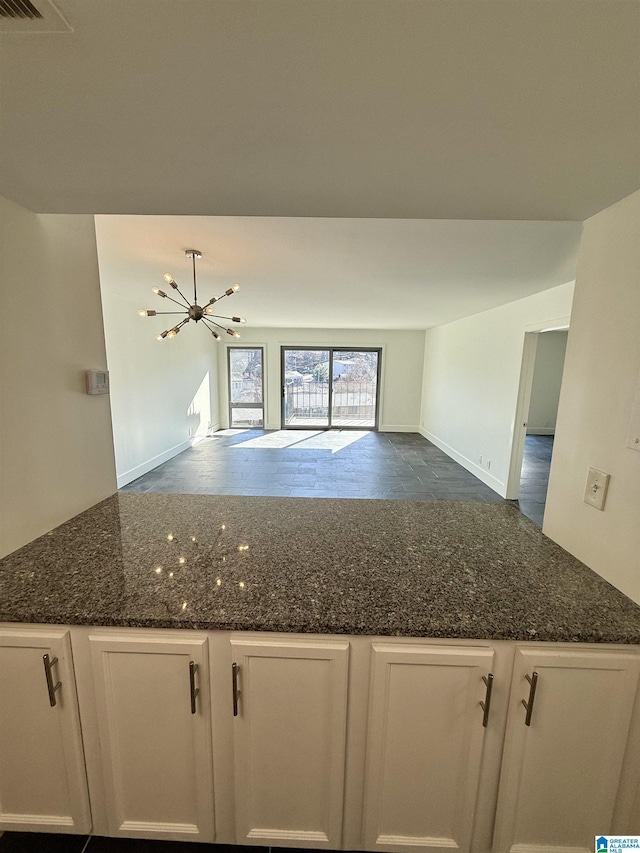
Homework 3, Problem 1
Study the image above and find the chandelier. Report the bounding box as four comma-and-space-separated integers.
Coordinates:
138, 249, 246, 341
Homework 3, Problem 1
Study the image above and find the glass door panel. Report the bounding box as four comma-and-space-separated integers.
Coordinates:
281, 349, 330, 428
330, 350, 380, 428
228, 347, 264, 428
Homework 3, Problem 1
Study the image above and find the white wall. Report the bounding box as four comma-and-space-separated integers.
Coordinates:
527, 330, 568, 434
419, 282, 575, 495
0, 196, 117, 558
217, 328, 426, 432
98, 268, 220, 488
545, 191, 640, 604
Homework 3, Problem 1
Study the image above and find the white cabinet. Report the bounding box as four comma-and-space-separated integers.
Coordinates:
89, 631, 214, 842
493, 646, 640, 853
362, 643, 496, 853
230, 635, 350, 848
0, 626, 91, 834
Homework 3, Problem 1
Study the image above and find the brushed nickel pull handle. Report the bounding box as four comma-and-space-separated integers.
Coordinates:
521, 671, 538, 726
479, 673, 494, 727
232, 661, 240, 716
189, 661, 199, 715
43, 654, 61, 707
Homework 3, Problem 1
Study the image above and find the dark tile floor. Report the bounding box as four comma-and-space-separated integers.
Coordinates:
119, 429, 552, 527
517, 435, 554, 527
120, 429, 504, 503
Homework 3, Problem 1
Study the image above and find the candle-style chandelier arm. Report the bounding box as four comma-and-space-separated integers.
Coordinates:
205, 313, 246, 323
162, 273, 192, 308
200, 317, 221, 340
201, 317, 227, 333
206, 284, 240, 308
154, 289, 191, 310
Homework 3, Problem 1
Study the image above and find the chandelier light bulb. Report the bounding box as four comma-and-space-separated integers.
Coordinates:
156, 331, 169, 341
138, 309, 157, 317
232, 284, 240, 292
210, 330, 221, 340
226, 328, 241, 338
232, 316, 246, 324
204, 305, 215, 314
163, 273, 174, 284
152, 287, 167, 298
225, 286, 238, 297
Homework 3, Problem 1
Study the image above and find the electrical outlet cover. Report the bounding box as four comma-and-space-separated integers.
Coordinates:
584, 468, 610, 511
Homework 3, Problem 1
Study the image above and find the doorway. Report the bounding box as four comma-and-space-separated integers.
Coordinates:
507, 329, 569, 525
281, 347, 382, 430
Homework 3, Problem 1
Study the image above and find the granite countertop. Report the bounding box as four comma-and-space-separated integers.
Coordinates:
1, 493, 639, 643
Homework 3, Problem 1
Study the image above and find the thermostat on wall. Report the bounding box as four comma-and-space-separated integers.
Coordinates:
85, 369, 110, 395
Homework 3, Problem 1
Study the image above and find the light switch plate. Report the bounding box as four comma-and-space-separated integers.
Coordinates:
584, 468, 610, 511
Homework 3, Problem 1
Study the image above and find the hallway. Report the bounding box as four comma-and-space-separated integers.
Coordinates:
517, 435, 554, 527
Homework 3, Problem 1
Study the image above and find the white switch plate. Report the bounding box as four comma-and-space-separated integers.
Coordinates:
584, 468, 610, 511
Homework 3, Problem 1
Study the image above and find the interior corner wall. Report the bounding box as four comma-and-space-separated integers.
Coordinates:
98, 268, 220, 489
419, 282, 575, 496
217, 327, 426, 432
526, 330, 568, 434
0, 196, 117, 558
544, 190, 640, 604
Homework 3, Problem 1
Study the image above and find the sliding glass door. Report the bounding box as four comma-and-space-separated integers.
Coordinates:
281, 347, 381, 429
228, 347, 264, 428
282, 348, 330, 428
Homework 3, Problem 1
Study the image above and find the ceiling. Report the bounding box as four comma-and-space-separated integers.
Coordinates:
95, 215, 581, 329
1, 0, 639, 220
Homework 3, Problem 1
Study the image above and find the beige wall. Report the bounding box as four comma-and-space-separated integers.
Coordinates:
218, 327, 426, 432
419, 283, 574, 495
0, 196, 117, 558
545, 191, 640, 604
97, 255, 220, 488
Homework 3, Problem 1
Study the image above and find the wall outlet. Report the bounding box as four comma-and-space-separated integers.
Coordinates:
584, 467, 610, 511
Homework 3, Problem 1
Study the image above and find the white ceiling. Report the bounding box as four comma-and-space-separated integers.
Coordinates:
95, 215, 581, 329
1, 0, 639, 220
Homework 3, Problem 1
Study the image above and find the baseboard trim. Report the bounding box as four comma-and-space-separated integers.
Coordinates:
418, 428, 506, 496
525, 428, 555, 435
379, 424, 419, 433
116, 439, 192, 488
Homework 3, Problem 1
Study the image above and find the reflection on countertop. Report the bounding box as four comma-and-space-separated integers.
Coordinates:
0, 493, 639, 643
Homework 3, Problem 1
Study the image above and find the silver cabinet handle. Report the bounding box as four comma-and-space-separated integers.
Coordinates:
232, 661, 240, 716
189, 661, 199, 715
43, 654, 61, 707
521, 671, 538, 726
479, 673, 494, 727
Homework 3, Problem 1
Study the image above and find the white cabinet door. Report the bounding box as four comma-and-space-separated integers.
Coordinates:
363, 643, 495, 853
231, 635, 350, 848
89, 632, 214, 842
493, 646, 640, 853
0, 626, 91, 834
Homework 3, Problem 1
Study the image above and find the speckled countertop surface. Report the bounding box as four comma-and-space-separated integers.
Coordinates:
1, 493, 639, 643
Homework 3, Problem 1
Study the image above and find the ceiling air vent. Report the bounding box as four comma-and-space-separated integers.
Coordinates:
0, 0, 43, 18
0, 0, 70, 31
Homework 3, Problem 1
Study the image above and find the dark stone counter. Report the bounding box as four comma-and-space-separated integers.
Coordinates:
1, 493, 639, 643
